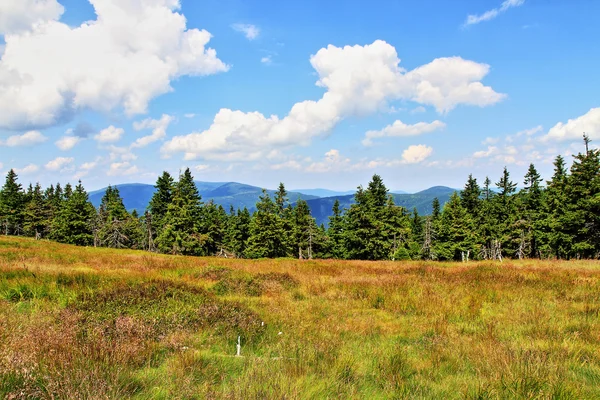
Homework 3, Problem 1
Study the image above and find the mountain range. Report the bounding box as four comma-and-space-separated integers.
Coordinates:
89, 182, 456, 226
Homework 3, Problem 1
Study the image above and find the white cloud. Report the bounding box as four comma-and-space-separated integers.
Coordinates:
45, 156, 74, 171
362, 119, 445, 146
474, 146, 498, 158
55, 135, 82, 150
184, 113, 196, 118
544, 108, 600, 142
410, 106, 426, 114
163, 40, 504, 160
105, 145, 137, 161
15, 164, 39, 175
0, 0, 229, 130
261, 55, 273, 65
107, 161, 140, 176
0, 130, 47, 147
273, 146, 433, 173
131, 114, 174, 148
0, 0, 63, 35
464, 0, 525, 26
73, 158, 100, 179
401, 144, 433, 164
94, 125, 125, 143
231, 23, 260, 40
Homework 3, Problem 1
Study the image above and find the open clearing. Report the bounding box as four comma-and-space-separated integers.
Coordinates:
1, 236, 600, 399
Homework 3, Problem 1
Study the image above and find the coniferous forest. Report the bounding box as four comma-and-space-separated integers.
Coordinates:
1, 139, 599, 261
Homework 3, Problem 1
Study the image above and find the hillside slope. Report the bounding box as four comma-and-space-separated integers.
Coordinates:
305, 186, 456, 226
89, 181, 318, 213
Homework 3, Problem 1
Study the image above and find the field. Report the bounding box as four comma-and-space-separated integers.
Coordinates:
1, 237, 600, 399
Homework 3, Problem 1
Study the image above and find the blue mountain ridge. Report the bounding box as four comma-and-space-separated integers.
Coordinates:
89, 182, 456, 225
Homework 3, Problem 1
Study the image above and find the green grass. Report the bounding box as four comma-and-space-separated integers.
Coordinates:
1, 236, 600, 398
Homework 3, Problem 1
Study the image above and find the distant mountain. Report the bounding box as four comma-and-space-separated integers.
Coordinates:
89, 181, 318, 214
305, 186, 457, 226
291, 188, 356, 197
89, 182, 456, 225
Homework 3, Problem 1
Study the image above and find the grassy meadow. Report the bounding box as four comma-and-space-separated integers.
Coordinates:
1, 237, 600, 399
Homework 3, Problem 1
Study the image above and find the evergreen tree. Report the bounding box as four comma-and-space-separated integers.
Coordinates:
327, 199, 345, 259
23, 183, 46, 239
148, 171, 175, 240
52, 181, 96, 246
156, 169, 204, 255
226, 207, 251, 257
461, 174, 481, 215
434, 193, 477, 261
291, 199, 317, 259
246, 190, 287, 258
564, 139, 600, 258
0, 169, 25, 235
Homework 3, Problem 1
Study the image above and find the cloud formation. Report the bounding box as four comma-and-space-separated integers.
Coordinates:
0, 0, 228, 130
163, 40, 504, 161
94, 125, 125, 143
0, 0, 63, 35
0, 130, 47, 147
45, 156, 74, 171
362, 119, 445, 146
55, 135, 82, 151
544, 108, 600, 142
131, 114, 174, 148
231, 23, 260, 40
464, 0, 525, 26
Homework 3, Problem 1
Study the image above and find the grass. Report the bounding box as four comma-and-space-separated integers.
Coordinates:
1, 237, 600, 398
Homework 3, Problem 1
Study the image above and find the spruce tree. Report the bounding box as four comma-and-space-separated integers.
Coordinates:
246, 190, 287, 258
0, 169, 25, 235
52, 181, 96, 246
327, 199, 345, 259
23, 183, 46, 239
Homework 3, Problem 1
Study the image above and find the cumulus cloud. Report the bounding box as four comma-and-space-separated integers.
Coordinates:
544, 108, 600, 142
163, 40, 504, 160
94, 125, 125, 143
105, 145, 137, 162
231, 23, 260, 40
15, 164, 39, 175
55, 135, 82, 151
0, 0, 64, 35
362, 119, 445, 146
401, 144, 434, 164
107, 161, 140, 176
45, 156, 74, 171
464, 0, 525, 26
0, 130, 48, 147
131, 114, 174, 148
73, 158, 100, 179
0, 0, 229, 130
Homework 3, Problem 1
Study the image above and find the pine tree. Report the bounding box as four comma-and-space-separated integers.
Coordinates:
292, 199, 317, 259
52, 181, 96, 246
327, 199, 345, 259
564, 139, 600, 258
520, 163, 544, 258
434, 193, 477, 261
98, 186, 132, 248
0, 169, 25, 235
148, 171, 175, 240
539, 155, 570, 258
461, 174, 481, 215
225, 207, 251, 257
23, 183, 46, 239
246, 190, 287, 258
156, 169, 204, 255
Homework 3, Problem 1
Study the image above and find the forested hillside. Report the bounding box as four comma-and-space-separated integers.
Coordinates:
1, 138, 598, 260
88, 181, 317, 214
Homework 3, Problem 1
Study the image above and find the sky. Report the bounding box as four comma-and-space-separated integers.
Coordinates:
0, 0, 599, 193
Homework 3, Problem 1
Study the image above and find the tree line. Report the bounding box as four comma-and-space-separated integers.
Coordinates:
1, 138, 598, 260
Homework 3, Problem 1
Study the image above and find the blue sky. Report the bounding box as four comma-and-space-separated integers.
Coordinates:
0, 0, 599, 192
